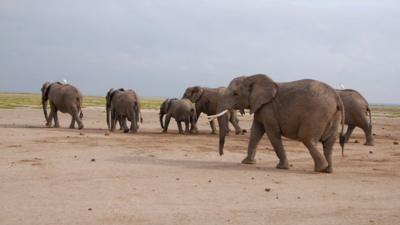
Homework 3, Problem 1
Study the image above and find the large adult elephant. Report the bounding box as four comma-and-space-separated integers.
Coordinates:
41, 82, 84, 129
159, 98, 198, 134
337, 89, 374, 146
208, 74, 345, 173
182, 86, 245, 134
106, 88, 142, 133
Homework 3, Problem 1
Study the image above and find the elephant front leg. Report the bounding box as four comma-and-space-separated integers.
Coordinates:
266, 130, 289, 170
209, 120, 217, 134
242, 121, 265, 165
229, 114, 243, 135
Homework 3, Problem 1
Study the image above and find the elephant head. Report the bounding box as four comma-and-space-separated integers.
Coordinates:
210, 74, 278, 155
41, 82, 52, 124
182, 86, 204, 103
105, 88, 125, 129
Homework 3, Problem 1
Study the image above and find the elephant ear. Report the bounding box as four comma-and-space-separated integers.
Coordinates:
245, 74, 278, 114
192, 86, 204, 102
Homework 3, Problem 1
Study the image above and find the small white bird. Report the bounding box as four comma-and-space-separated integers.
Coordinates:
62, 79, 68, 84
340, 83, 345, 90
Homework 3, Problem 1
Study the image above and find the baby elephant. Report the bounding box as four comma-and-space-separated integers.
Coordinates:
41, 82, 84, 129
106, 88, 142, 133
159, 98, 198, 134
337, 89, 374, 146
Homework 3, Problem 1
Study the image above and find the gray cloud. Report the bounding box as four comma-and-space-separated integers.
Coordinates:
0, 0, 399, 104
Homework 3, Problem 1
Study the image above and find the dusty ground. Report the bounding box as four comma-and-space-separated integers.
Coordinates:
0, 107, 399, 225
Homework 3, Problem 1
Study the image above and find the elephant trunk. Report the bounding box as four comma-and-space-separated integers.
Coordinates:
216, 103, 229, 156
217, 113, 229, 156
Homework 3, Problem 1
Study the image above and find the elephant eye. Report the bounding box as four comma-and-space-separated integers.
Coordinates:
233, 91, 239, 96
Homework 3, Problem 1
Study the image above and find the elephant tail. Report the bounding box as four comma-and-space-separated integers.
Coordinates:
337, 95, 346, 157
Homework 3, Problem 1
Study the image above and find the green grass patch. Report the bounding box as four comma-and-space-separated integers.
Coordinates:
371, 105, 400, 118
0, 93, 163, 110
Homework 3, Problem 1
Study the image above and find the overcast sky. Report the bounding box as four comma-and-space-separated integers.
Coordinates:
0, 0, 399, 104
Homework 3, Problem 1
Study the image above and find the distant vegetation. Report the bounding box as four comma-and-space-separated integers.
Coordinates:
0, 93, 399, 117
0, 93, 163, 110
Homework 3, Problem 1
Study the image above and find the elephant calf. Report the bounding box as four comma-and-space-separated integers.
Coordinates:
160, 98, 198, 134
183, 86, 245, 135
106, 88, 143, 133
337, 89, 374, 146
41, 82, 84, 129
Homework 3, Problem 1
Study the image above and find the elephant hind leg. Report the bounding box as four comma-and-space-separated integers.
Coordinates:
303, 140, 329, 173
363, 124, 374, 146
73, 111, 84, 129
344, 125, 356, 143
177, 121, 184, 134
322, 135, 336, 173
184, 120, 190, 134
49, 102, 60, 128
69, 116, 76, 129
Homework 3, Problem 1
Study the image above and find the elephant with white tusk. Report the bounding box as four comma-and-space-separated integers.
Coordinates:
182, 86, 246, 135
41, 82, 84, 129
208, 74, 345, 173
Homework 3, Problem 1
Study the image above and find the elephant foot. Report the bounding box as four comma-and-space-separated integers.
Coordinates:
241, 129, 247, 134
314, 162, 330, 173
162, 130, 167, 133
241, 157, 256, 165
54, 124, 60, 128
276, 160, 289, 170
123, 128, 129, 133
210, 130, 217, 135
78, 124, 84, 130
69, 125, 75, 129
364, 141, 374, 146
321, 166, 333, 173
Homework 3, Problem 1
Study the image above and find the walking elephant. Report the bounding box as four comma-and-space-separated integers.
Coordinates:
41, 82, 84, 129
208, 74, 345, 173
159, 98, 198, 134
337, 89, 374, 146
106, 88, 142, 133
182, 86, 245, 134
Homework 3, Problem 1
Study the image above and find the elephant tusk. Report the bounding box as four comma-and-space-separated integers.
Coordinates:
207, 110, 228, 122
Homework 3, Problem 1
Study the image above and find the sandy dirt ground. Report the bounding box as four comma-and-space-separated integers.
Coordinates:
0, 107, 399, 225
